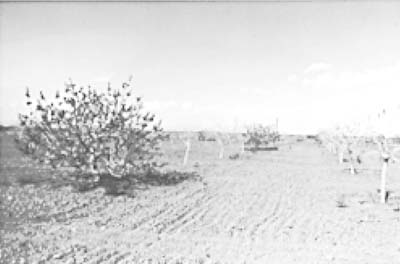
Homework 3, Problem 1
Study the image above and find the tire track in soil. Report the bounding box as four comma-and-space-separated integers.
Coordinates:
271, 182, 314, 241
249, 185, 283, 238
243, 180, 277, 238
215, 168, 271, 234
208, 187, 246, 233
226, 182, 274, 239
229, 190, 264, 237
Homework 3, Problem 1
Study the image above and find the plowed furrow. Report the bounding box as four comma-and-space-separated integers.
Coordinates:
225, 191, 264, 237
252, 194, 282, 237
270, 207, 296, 239
126, 187, 204, 231
109, 252, 132, 264
86, 249, 120, 264
164, 193, 215, 233
128, 206, 170, 230
157, 204, 198, 234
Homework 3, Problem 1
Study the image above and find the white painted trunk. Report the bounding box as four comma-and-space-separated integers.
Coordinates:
349, 164, 355, 175
218, 140, 224, 159
183, 140, 191, 166
380, 160, 388, 204
328, 143, 333, 153
338, 151, 343, 164
241, 141, 245, 154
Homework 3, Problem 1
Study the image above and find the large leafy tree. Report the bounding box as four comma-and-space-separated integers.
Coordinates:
16, 77, 165, 180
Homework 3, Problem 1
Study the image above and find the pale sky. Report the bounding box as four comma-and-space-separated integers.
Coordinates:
1, 2, 400, 134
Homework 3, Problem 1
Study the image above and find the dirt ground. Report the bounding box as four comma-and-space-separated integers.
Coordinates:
1, 132, 400, 263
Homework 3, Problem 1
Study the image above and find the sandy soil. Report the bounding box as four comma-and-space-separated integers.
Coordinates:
1, 133, 400, 263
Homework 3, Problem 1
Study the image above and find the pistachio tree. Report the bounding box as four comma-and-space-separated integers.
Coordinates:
16, 77, 165, 180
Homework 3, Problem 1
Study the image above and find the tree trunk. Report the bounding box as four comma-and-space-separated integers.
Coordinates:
240, 141, 245, 154
349, 164, 355, 175
183, 139, 191, 166
338, 151, 343, 164
218, 139, 224, 159
380, 159, 389, 204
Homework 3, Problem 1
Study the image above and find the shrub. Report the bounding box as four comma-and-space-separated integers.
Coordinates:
197, 131, 216, 142
198, 131, 207, 141
15, 77, 165, 180
245, 124, 279, 149
0, 125, 15, 132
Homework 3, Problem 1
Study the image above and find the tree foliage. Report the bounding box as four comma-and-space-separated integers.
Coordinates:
244, 124, 280, 148
16, 78, 165, 180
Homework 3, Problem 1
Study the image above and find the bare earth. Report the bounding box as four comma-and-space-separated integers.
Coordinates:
1, 133, 400, 263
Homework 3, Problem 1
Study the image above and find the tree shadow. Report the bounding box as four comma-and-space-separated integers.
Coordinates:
10, 167, 202, 197
77, 170, 202, 196
1, 131, 201, 196
1, 165, 73, 189
137, 170, 202, 187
